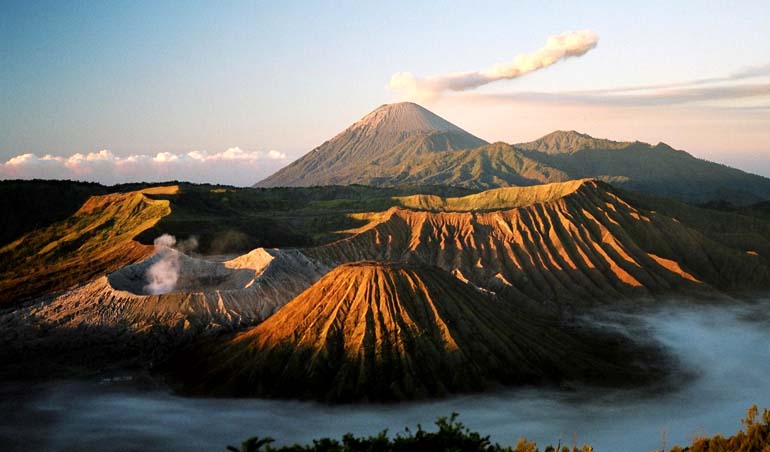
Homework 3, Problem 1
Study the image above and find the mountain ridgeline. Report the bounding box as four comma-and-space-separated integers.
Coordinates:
4, 103, 770, 404
3, 178, 770, 400
256, 103, 770, 205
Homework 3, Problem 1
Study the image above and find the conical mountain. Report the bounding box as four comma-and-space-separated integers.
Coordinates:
257, 102, 770, 203
173, 261, 665, 402
255, 102, 488, 187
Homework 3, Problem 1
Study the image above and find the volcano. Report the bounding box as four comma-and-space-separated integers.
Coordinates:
255, 102, 488, 187
257, 103, 770, 204
174, 261, 666, 402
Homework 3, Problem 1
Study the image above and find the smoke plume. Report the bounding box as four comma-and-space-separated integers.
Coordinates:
389, 30, 599, 100
143, 234, 198, 295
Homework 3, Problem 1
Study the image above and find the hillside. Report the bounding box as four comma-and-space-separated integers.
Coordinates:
0, 186, 176, 305
173, 262, 665, 402
6, 179, 770, 310
4, 179, 770, 385
255, 102, 488, 187
0, 179, 110, 246
0, 181, 475, 306
518, 131, 770, 204
308, 179, 770, 307
256, 103, 770, 204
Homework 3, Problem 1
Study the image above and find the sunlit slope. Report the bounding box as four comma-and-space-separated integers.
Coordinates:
309, 180, 770, 305
255, 102, 488, 187
394, 179, 587, 211
0, 180, 110, 246
0, 182, 477, 305
177, 262, 663, 402
0, 187, 176, 305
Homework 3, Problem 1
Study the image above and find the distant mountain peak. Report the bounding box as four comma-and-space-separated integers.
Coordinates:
255, 102, 487, 187
351, 102, 467, 135
517, 130, 631, 155
546, 130, 595, 140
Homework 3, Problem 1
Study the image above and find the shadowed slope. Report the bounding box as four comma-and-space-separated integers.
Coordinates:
518, 131, 770, 204
0, 187, 176, 305
367, 142, 570, 189
176, 262, 665, 402
255, 103, 487, 187
308, 180, 770, 307
0, 179, 110, 246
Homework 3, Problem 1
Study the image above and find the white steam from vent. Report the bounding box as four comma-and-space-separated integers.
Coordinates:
390, 30, 599, 100
143, 234, 198, 295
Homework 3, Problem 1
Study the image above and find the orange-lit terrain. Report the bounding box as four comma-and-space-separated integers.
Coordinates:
1, 105, 770, 405
174, 261, 666, 402
5, 6, 770, 449
2, 173, 769, 400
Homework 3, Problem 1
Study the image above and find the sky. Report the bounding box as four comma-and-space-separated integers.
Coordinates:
1, 0, 769, 185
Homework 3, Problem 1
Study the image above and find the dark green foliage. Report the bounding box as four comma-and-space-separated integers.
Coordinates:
136, 183, 476, 253
229, 407, 770, 452
0, 179, 108, 246
226, 413, 593, 452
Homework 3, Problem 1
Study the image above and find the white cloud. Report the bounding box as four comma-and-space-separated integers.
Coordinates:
0, 147, 289, 186
390, 30, 599, 100
267, 150, 286, 159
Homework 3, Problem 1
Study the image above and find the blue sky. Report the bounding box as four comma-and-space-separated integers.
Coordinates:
2, 0, 769, 184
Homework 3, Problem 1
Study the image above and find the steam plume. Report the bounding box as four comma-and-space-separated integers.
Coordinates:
390, 30, 599, 100
143, 234, 198, 295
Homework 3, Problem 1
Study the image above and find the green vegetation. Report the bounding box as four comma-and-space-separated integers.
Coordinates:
135, 183, 474, 253
393, 179, 587, 212
0, 187, 171, 305
229, 407, 770, 452
226, 413, 594, 452
0, 180, 473, 304
0, 179, 109, 246
621, 188, 770, 259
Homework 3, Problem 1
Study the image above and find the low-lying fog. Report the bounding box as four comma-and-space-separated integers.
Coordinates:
2, 301, 769, 452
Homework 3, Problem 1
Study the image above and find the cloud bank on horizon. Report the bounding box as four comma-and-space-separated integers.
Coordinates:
390, 30, 599, 100
0, 147, 287, 186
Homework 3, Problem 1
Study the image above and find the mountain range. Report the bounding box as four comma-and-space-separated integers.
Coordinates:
257, 102, 770, 204
3, 177, 770, 398
3, 102, 770, 402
